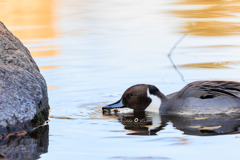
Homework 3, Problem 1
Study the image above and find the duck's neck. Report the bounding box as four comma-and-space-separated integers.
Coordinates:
145, 88, 167, 112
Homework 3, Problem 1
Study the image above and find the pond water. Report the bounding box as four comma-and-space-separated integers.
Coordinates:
1, 0, 240, 159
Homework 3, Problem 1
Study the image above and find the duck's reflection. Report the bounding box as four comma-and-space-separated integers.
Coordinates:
164, 114, 240, 136
0, 125, 49, 159
103, 110, 165, 135
103, 110, 240, 136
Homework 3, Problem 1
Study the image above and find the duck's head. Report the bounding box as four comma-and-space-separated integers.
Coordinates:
102, 84, 166, 112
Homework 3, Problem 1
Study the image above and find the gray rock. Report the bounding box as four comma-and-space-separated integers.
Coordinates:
0, 21, 49, 135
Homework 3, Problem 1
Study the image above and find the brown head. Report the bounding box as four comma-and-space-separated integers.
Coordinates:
102, 84, 166, 112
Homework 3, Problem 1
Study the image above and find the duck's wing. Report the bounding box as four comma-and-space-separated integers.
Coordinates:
178, 81, 240, 99
166, 92, 178, 99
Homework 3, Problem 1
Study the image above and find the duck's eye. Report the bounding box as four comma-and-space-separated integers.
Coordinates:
130, 93, 134, 97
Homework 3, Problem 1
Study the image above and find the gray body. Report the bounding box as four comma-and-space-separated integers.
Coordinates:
161, 81, 240, 115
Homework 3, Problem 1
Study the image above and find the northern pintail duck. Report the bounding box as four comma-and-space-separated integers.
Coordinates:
102, 81, 240, 115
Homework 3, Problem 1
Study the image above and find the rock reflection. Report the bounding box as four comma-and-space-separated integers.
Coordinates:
0, 125, 49, 160
103, 111, 240, 136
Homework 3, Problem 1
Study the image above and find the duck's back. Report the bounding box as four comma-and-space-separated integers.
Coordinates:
163, 81, 240, 115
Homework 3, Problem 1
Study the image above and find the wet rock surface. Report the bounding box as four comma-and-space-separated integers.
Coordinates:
0, 21, 49, 135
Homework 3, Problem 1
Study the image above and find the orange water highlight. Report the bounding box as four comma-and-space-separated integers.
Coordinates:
0, 0, 57, 40
39, 66, 60, 70
178, 61, 240, 69
172, 0, 240, 36
0, 0, 59, 59
47, 86, 59, 90
28, 45, 60, 58
31, 50, 59, 58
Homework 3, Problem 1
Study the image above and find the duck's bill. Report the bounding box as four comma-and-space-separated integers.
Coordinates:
102, 99, 126, 110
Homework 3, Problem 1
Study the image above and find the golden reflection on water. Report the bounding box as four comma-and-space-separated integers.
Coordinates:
49, 115, 75, 120
172, 0, 240, 36
178, 61, 240, 69
29, 45, 59, 58
184, 21, 240, 36
31, 50, 59, 58
175, 0, 240, 5
39, 66, 60, 70
47, 86, 59, 90
177, 138, 189, 145
187, 45, 239, 48
0, 0, 57, 40
0, 0, 59, 74
0, 0, 59, 75
173, 5, 240, 18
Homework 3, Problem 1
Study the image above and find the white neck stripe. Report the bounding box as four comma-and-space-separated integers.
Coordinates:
145, 88, 161, 112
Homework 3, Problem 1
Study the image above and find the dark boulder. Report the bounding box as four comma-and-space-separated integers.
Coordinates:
0, 21, 49, 135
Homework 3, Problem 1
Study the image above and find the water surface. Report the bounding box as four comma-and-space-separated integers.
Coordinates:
1, 0, 240, 159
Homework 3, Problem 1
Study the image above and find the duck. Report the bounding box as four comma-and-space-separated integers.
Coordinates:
102, 81, 240, 115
